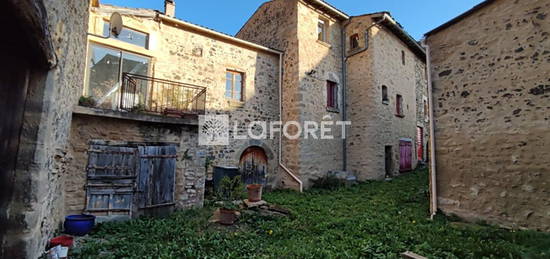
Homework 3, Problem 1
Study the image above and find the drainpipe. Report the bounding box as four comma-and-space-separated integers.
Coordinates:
341, 22, 349, 171
421, 39, 437, 219
278, 53, 303, 192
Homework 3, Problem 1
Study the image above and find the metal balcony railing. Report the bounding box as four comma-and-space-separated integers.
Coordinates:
120, 73, 206, 116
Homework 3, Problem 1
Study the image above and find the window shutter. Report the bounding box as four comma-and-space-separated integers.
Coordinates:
85, 145, 138, 216
137, 145, 177, 208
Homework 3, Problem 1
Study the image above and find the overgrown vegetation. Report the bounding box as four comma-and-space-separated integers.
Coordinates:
73, 170, 550, 258
78, 96, 96, 107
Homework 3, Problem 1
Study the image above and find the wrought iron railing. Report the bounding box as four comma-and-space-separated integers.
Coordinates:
120, 73, 206, 116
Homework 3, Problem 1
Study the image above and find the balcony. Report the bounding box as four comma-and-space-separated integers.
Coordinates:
76, 73, 206, 125
120, 73, 206, 116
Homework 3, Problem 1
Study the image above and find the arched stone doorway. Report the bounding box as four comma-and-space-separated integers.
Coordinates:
239, 146, 267, 185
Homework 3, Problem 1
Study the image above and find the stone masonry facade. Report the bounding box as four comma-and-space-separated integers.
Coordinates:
426, 0, 550, 231
238, 0, 427, 186
1, 0, 90, 257
64, 4, 281, 217
345, 14, 428, 180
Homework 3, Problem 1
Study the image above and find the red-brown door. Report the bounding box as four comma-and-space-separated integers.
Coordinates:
417, 127, 424, 161
399, 140, 412, 172
239, 147, 267, 185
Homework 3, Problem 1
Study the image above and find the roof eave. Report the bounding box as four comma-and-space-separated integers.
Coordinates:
303, 0, 349, 20
374, 14, 426, 60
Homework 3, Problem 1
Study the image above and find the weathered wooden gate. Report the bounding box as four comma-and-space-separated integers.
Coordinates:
86, 145, 138, 217
399, 140, 413, 172
239, 147, 267, 185
85, 144, 177, 218
137, 145, 177, 210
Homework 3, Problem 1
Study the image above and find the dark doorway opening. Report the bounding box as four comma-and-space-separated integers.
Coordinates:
384, 146, 392, 178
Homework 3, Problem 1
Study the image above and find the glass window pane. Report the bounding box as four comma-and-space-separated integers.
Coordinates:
121, 52, 149, 76
121, 53, 150, 107
234, 74, 242, 94
226, 73, 233, 98
103, 21, 149, 49
86, 44, 121, 109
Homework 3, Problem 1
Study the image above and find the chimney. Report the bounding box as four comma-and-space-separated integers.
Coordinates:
164, 0, 175, 17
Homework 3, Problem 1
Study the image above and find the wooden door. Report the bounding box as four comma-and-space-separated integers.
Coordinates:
239, 147, 267, 185
399, 140, 413, 172
85, 145, 138, 217
137, 145, 177, 210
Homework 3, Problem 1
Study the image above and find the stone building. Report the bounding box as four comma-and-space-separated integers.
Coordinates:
0, 0, 90, 257
237, 0, 428, 184
1, 0, 430, 256
425, 0, 550, 231
66, 3, 281, 219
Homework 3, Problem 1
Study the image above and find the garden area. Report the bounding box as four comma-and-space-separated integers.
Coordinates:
73, 170, 550, 258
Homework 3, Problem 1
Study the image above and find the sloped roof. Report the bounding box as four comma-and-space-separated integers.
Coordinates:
302, 0, 349, 20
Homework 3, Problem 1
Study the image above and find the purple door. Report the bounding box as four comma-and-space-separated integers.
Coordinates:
399, 140, 412, 171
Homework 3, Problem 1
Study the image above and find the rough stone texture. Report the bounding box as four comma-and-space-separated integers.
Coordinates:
346, 15, 426, 180
66, 115, 204, 214
2, 0, 90, 257
237, 0, 302, 189
238, 0, 345, 188
426, 0, 550, 231
64, 6, 281, 214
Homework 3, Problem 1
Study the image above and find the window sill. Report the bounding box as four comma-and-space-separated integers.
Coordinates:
316, 40, 332, 49
227, 99, 245, 108
382, 100, 389, 105
395, 114, 405, 118
347, 47, 363, 56
326, 107, 340, 113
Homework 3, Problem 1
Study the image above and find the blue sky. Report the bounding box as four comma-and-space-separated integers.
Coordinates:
101, 0, 485, 40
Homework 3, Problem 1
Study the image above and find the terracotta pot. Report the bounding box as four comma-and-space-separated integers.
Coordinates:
247, 184, 263, 202
219, 208, 236, 225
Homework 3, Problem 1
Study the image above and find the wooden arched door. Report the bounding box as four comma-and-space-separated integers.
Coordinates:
239, 147, 267, 185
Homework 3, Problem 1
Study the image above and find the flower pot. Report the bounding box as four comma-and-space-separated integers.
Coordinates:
247, 184, 263, 202
64, 214, 96, 236
219, 208, 237, 225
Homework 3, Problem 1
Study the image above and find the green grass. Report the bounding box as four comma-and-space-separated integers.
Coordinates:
73, 170, 550, 258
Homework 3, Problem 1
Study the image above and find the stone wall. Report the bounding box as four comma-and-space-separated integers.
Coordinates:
66, 115, 203, 215
238, 0, 345, 188
346, 15, 423, 180
426, 0, 550, 231
0, 0, 91, 257
295, 1, 345, 187
237, 0, 302, 189
65, 6, 281, 214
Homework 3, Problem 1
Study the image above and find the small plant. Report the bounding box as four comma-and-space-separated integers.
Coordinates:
79, 96, 96, 107
311, 175, 347, 190
130, 103, 146, 113
216, 176, 244, 210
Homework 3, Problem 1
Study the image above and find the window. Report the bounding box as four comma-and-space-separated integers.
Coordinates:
326, 81, 338, 110
396, 94, 404, 117
350, 34, 359, 50
226, 71, 243, 101
85, 43, 150, 109
317, 19, 328, 42
382, 85, 389, 104
401, 50, 406, 65
103, 22, 149, 49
